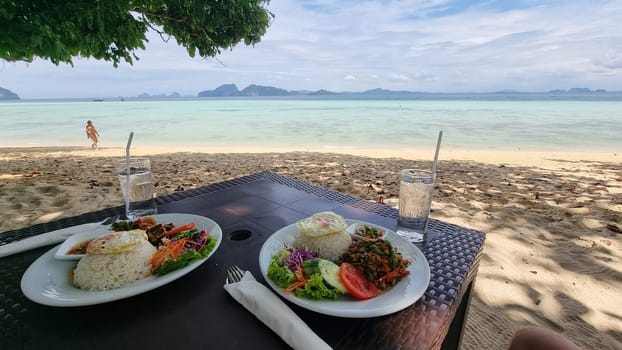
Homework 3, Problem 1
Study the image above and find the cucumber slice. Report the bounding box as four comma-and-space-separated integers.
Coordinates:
318, 259, 348, 294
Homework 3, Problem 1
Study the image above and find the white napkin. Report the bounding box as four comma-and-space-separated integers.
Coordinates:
0, 222, 102, 258
224, 271, 332, 350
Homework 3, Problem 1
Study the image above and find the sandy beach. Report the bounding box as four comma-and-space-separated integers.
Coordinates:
1, 145, 621, 350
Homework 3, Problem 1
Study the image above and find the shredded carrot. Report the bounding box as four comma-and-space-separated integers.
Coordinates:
150, 238, 194, 272
150, 232, 211, 272
150, 247, 171, 271
294, 265, 306, 281
164, 222, 196, 237
284, 265, 308, 292
284, 280, 307, 292
381, 260, 391, 274
173, 239, 186, 257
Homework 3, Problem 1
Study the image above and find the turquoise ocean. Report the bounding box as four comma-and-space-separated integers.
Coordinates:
1, 98, 621, 152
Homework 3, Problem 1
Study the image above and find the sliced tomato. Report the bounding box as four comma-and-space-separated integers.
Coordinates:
339, 263, 378, 300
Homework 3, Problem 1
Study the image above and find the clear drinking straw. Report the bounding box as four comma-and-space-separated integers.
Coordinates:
431, 130, 443, 183
125, 132, 134, 219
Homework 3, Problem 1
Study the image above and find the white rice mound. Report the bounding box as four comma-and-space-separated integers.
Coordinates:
294, 230, 352, 261
294, 212, 352, 260
73, 240, 156, 291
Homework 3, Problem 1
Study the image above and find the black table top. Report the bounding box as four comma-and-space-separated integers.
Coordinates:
0, 171, 485, 350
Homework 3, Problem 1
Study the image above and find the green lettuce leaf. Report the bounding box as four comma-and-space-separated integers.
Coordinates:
294, 273, 340, 300
267, 249, 296, 288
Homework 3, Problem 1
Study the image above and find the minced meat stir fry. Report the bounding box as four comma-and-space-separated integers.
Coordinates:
337, 239, 410, 290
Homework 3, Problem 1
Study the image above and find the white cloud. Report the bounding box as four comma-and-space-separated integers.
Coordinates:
388, 74, 410, 82
1, 0, 621, 98
596, 53, 622, 70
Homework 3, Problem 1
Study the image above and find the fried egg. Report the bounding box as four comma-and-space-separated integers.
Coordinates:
86, 229, 149, 255
296, 211, 347, 238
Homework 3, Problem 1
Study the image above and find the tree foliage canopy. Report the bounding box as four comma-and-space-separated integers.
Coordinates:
0, 0, 273, 66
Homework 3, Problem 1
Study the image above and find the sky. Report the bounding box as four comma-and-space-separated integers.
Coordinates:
1, 0, 622, 99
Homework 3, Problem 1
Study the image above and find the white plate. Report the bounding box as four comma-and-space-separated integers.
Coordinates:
21, 213, 222, 307
259, 219, 431, 318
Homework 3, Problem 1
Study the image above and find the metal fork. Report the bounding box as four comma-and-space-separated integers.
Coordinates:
226, 265, 245, 284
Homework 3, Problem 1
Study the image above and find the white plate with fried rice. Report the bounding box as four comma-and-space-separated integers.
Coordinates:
258, 219, 431, 318
20, 213, 222, 307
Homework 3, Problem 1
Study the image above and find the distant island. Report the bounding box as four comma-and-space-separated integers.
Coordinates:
197, 84, 423, 97
547, 88, 608, 93
138, 92, 182, 98
198, 84, 315, 97
0, 87, 20, 100
197, 84, 618, 99
2, 84, 620, 101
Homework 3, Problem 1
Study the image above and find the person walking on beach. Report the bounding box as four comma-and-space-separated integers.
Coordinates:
86, 120, 100, 149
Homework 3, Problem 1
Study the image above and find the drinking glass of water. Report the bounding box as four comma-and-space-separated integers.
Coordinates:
396, 169, 434, 243
115, 157, 157, 220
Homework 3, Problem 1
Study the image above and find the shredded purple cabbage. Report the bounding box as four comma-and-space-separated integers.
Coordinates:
170, 230, 209, 251
283, 246, 318, 272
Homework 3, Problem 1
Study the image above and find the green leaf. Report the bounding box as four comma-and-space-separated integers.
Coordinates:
0, 0, 272, 65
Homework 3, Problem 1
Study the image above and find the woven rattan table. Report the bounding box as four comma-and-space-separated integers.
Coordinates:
0, 171, 485, 350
